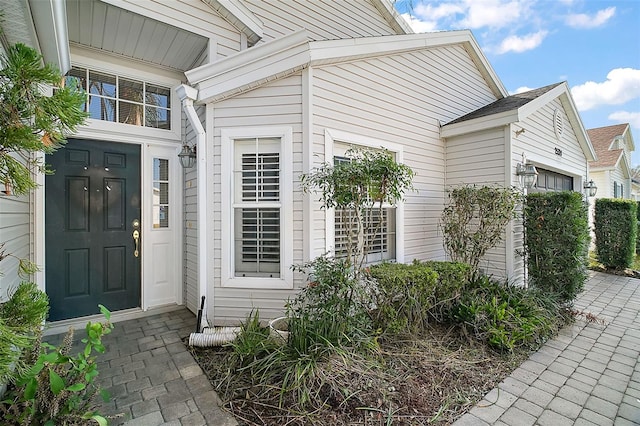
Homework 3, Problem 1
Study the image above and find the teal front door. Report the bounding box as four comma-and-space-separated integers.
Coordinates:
45, 139, 141, 321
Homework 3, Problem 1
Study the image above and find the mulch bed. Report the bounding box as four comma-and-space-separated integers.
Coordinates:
188, 324, 530, 425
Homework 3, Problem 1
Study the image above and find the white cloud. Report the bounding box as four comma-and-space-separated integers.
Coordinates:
460, 0, 525, 29
512, 86, 534, 95
400, 13, 439, 33
414, 2, 464, 21
495, 31, 548, 54
608, 111, 640, 129
572, 68, 640, 111
565, 7, 616, 29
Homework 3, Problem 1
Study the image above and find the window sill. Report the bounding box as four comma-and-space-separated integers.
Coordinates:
221, 276, 293, 290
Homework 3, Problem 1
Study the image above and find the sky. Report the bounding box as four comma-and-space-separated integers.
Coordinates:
393, 0, 640, 166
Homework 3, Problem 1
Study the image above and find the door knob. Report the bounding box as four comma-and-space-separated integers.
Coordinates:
133, 229, 140, 258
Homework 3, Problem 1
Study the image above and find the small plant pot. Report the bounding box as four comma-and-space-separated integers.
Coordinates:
269, 316, 289, 343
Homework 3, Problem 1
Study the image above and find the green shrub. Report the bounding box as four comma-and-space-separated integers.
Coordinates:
453, 276, 565, 352
0, 282, 49, 330
368, 261, 469, 333
636, 201, 640, 254
524, 191, 590, 303
0, 282, 49, 384
1, 305, 113, 425
441, 185, 520, 276
289, 256, 374, 348
594, 198, 638, 270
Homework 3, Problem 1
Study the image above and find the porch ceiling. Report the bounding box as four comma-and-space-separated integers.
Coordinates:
66, 0, 208, 72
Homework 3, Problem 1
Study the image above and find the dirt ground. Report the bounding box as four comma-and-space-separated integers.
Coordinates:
189, 324, 530, 425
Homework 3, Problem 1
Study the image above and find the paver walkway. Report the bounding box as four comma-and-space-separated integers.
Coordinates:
45, 270, 639, 425
454, 271, 640, 426
45, 308, 237, 426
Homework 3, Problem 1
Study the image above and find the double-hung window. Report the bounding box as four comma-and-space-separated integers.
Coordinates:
325, 129, 404, 265
221, 128, 293, 288
233, 138, 281, 277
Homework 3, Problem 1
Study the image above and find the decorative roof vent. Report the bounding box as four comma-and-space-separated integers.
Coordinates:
553, 109, 564, 140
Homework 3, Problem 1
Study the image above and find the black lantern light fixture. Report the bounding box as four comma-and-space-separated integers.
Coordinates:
516, 153, 538, 189
178, 144, 196, 169
583, 179, 598, 197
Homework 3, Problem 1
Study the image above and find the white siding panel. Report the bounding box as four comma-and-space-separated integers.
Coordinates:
312, 47, 496, 263
211, 74, 304, 324
182, 106, 205, 314
0, 194, 30, 299
244, 0, 397, 43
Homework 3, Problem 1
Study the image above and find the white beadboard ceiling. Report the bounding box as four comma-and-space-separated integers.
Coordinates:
66, 0, 209, 72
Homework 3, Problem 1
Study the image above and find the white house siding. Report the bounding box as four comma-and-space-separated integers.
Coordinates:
511, 98, 589, 285
210, 75, 304, 323
243, 0, 398, 43
183, 106, 205, 314
311, 46, 497, 263
0, 194, 30, 300
99, 0, 241, 60
609, 168, 629, 198
445, 127, 508, 277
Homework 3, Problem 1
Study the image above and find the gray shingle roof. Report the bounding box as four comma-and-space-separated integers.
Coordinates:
444, 82, 564, 126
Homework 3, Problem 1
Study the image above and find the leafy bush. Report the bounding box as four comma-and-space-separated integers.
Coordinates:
368, 261, 469, 333
0, 282, 49, 384
0, 305, 113, 426
229, 310, 277, 368
289, 256, 374, 348
594, 198, 638, 270
441, 185, 520, 276
524, 191, 590, 303
453, 276, 566, 352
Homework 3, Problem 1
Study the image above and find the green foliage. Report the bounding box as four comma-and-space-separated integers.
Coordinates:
524, 191, 590, 303
230, 310, 278, 368
300, 148, 414, 269
0, 43, 87, 195
368, 261, 471, 333
0, 282, 49, 330
635, 201, 640, 254
453, 276, 566, 352
0, 305, 113, 425
0, 282, 48, 384
289, 256, 374, 348
441, 185, 520, 276
594, 198, 638, 270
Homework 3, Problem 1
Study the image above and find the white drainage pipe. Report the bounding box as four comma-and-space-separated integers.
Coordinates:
188, 326, 241, 347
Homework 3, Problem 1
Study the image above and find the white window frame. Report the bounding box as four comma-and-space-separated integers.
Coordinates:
221, 127, 293, 289
324, 129, 404, 264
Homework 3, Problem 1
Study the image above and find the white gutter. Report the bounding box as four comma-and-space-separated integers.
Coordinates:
28, 0, 71, 73
175, 84, 209, 329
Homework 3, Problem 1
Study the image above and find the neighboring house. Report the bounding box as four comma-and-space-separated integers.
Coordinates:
631, 178, 640, 201
587, 123, 635, 201
0, 0, 596, 328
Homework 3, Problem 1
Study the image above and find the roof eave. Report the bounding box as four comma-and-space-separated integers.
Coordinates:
201, 0, 263, 45
27, 0, 71, 73
187, 30, 508, 106
441, 110, 520, 138
371, 0, 414, 34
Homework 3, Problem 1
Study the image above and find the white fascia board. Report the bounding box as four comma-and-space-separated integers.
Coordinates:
440, 110, 520, 138
28, 0, 70, 73
187, 30, 310, 103
189, 30, 507, 107
201, 0, 263, 44
623, 124, 635, 151
556, 84, 597, 162
371, 0, 414, 34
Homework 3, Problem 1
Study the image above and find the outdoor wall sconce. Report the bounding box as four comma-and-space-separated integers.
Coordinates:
584, 179, 598, 197
516, 154, 538, 189
179, 144, 196, 169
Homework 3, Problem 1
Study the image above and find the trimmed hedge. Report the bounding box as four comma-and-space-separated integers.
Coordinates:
524, 191, 590, 303
367, 261, 469, 333
595, 198, 638, 270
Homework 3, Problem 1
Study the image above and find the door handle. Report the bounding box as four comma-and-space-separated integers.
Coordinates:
133, 229, 140, 257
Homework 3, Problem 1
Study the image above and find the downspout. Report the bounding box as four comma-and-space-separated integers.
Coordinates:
176, 84, 209, 330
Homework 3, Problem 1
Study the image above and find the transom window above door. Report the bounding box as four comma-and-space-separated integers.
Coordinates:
65, 67, 171, 130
